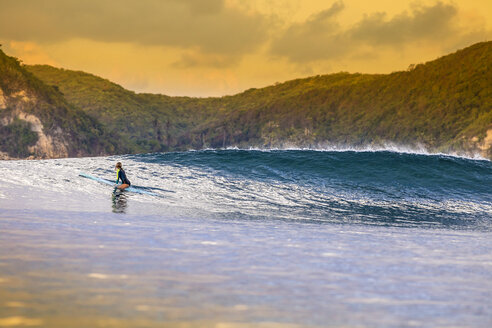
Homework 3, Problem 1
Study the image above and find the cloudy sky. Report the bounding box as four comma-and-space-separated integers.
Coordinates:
0, 0, 491, 96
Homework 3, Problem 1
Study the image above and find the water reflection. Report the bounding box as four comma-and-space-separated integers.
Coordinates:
111, 190, 128, 213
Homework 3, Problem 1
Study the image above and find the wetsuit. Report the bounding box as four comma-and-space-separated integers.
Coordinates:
116, 169, 131, 186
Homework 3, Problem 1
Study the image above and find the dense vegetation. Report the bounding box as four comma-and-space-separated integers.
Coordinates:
23, 41, 492, 158
0, 48, 127, 158
0, 118, 38, 157
23, 65, 216, 153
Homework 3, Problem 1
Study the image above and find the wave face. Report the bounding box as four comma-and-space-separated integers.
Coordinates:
1, 149, 491, 229
126, 149, 491, 229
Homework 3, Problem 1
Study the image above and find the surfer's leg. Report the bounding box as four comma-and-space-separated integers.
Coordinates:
117, 183, 130, 190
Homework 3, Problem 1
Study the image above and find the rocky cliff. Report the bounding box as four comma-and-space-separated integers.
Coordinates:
0, 49, 123, 159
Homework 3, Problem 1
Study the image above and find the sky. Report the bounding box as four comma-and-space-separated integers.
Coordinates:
0, 0, 491, 97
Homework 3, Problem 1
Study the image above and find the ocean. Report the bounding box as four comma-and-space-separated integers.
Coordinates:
1, 149, 491, 327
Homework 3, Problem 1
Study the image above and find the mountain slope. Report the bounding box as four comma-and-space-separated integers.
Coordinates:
193, 41, 491, 156
27, 41, 492, 158
0, 49, 125, 159
25, 65, 216, 152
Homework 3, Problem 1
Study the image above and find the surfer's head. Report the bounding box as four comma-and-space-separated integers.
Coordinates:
115, 162, 122, 170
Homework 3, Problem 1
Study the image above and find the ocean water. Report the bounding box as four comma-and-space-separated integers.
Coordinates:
0, 149, 491, 327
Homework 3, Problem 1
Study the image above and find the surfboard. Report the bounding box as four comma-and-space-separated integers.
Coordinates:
79, 172, 158, 196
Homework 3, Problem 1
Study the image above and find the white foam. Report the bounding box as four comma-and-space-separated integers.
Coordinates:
201, 241, 219, 245
88, 273, 128, 280
220, 143, 489, 161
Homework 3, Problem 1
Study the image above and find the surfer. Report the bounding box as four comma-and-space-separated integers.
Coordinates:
115, 162, 131, 190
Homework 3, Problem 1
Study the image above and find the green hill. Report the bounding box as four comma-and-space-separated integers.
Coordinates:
0, 49, 125, 159
25, 65, 216, 153
26, 41, 492, 158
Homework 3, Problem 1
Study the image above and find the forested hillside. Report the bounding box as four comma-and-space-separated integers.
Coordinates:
0, 49, 124, 159
27, 41, 492, 158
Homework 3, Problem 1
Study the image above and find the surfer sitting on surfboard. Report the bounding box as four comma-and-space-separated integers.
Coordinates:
115, 162, 131, 190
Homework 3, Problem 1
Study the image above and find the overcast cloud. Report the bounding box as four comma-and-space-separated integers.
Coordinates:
0, 0, 270, 55
270, 1, 489, 63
